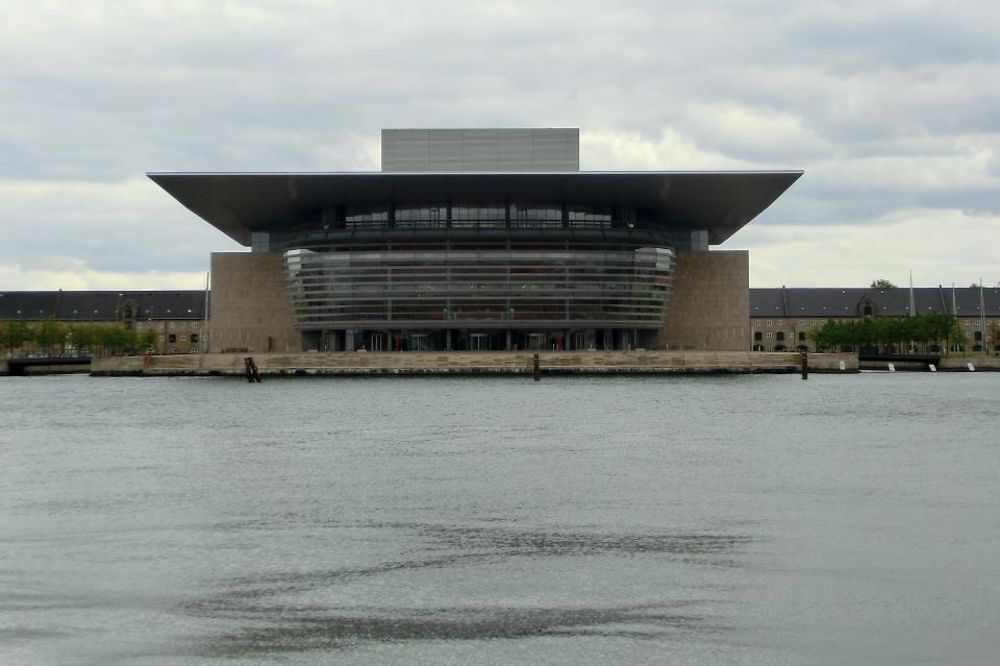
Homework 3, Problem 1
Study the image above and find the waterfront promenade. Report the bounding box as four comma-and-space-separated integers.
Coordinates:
9, 351, 1000, 377
89, 351, 860, 377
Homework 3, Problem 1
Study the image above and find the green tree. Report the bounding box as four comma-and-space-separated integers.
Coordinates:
918, 312, 957, 353
808, 314, 963, 354
68, 325, 99, 355
139, 328, 159, 352
94, 326, 135, 355
950, 320, 967, 353
3, 321, 32, 356
850, 318, 872, 351
873, 317, 899, 351
91, 326, 112, 356
810, 319, 852, 351
870, 279, 897, 289
33, 320, 66, 357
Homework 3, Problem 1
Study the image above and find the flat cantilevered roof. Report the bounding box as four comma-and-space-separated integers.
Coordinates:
149, 171, 802, 247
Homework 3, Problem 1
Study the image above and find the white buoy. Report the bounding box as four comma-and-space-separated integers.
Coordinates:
838, 360, 846, 371
888, 363, 896, 372
968, 362, 976, 372
929, 364, 937, 372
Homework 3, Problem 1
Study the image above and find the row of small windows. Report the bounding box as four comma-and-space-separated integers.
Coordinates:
752, 344, 810, 352
753, 319, 819, 327
754, 318, 995, 331
10, 308, 194, 316
754, 315, 996, 325
753, 304, 993, 315
754, 331, 807, 341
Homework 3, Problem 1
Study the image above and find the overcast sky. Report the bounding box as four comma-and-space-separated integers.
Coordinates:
2, 1, 998, 290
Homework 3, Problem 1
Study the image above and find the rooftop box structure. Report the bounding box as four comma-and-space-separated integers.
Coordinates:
381, 128, 580, 172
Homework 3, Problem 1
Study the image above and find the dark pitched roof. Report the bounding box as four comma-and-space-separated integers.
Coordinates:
0, 291, 206, 321
750, 287, 1000, 318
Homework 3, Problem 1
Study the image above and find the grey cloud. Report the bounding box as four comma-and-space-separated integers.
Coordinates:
0, 0, 998, 286
781, 6, 1000, 71
1, 184, 239, 274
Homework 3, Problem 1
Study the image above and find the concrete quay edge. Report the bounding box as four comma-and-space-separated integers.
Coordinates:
89, 351, 862, 377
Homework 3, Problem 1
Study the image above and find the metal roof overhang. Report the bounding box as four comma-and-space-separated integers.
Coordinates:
148, 171, 802, 247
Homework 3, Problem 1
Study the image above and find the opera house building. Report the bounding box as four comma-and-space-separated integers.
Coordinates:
150, 129, 800, 353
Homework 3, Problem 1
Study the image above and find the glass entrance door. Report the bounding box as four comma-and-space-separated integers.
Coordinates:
470, 333, 490, 351
528, 333, 548, 350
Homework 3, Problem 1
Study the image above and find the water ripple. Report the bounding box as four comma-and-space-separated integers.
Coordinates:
190, 603, 726, 657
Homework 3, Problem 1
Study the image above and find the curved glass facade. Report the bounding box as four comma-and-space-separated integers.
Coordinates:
280, 203, 679, 351
287, 245, 672, 326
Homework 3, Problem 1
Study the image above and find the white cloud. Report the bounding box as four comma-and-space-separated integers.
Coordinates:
681, 103, 831, 163
730, 209, 1000, 288
581, 128, 752, 171
0, 261, 207, 291
0, 178, 240, 276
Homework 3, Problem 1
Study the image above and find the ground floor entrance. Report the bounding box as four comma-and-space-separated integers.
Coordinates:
309, 328, 659, 352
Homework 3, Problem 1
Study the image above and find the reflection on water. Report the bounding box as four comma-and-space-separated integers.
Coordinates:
2, 374, 999, 664
184, 524, 749, 656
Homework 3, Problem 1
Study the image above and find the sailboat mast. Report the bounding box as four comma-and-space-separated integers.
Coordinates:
980, 278, 987, 352
908, 270, 915, 317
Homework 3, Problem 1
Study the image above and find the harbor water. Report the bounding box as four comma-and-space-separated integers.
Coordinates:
1, 373, 998, 664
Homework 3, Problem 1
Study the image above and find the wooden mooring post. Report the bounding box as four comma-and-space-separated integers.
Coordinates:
801, 351, 808, 380
244, 356, 262, 383
533, 353, 541, 381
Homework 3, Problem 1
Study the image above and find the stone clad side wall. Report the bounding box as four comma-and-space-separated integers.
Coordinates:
209, 253, 301, 353
660, 250, 750, 351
